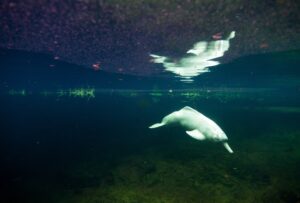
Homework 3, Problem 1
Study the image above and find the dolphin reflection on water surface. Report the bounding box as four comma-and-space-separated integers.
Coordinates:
150, 31, 235, 82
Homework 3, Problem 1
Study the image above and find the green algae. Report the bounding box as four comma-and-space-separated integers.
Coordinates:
57, 88, 95, 99
6, 88, 288, 105
8, 89, 27, 96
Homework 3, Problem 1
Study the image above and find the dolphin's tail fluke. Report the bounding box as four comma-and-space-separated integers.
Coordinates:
223, 142, 234, 153
149, 123, 165, 129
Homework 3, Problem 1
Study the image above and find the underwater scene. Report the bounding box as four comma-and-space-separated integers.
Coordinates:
1, 48, 300, 203
1, 1, 300, 202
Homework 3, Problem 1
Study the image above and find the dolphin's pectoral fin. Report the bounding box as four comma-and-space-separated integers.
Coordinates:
223, 142, 234, 153
186, 130, 205, 140
149, 123, 165, 129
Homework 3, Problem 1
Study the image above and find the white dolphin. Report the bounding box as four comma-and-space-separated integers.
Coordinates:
149, 106, 234, 153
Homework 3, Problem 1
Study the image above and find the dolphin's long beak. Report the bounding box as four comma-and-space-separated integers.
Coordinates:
223, 142, 234, 153
149, 123, 165, 129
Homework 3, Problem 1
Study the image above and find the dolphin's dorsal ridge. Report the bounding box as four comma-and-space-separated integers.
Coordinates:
182, 106, 199, 113
186, 130, 205, 140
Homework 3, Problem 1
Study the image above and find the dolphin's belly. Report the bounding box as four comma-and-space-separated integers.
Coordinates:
200, 127, 227, 141
180, 113, 227, 141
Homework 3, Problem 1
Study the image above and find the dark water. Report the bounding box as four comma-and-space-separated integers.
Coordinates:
1, 50, 300, 203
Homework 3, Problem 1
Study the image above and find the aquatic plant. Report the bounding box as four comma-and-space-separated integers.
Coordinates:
8, 89, 26, 96
149, 92, 163, 97
56, 88, 95, 99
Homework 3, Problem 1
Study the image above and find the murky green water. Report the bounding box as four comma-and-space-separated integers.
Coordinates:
1, 87, 300, 203
1, 49, 300, 202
